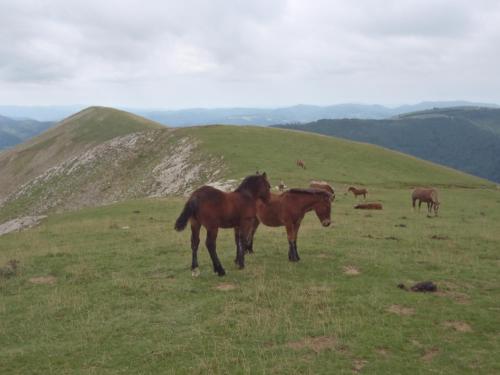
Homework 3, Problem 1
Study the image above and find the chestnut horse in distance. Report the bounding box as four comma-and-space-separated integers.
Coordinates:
175, 173, 271, 276
412, 188, 440, 216
348, 186, 367, 199
296, 159, 306, 169
238, 188, 332, 262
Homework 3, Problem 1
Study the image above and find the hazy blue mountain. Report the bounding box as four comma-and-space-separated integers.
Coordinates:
134, 101, 498, 126
0, 105, 85, 122
0, 115, 54, 150
274, 107, 500, 182
2, 101, 497, 125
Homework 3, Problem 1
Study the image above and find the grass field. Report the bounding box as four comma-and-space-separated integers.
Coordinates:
1, 186, 499, 374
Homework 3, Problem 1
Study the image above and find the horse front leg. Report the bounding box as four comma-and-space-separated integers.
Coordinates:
285, 223, 300, 262
206, 228, 225, 276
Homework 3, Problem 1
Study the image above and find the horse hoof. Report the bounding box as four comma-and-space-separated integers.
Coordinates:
217, 269, 226, 277
191, 268, 200, 277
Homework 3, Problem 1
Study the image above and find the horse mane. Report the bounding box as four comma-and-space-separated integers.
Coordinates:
288, 188, 331, 198
235, 175, 264, 194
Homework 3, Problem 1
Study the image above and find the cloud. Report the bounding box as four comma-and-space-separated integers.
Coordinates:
0, 0, 499, 106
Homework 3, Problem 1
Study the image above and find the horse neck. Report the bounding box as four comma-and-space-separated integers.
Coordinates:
295, 193, 322, 213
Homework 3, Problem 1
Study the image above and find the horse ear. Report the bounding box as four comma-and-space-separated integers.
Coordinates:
262, 172, 267, 178
255, 170, 260, 175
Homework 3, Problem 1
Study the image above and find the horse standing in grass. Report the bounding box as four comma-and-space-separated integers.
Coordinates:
296, 159, 306, 169
348, 186, 367, 199
309, 180, 335, 201
175, 173, 271, 276
237, 188, 332, 262
412, 188, 440, 216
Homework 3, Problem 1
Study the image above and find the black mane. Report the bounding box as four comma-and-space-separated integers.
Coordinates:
235, 175, 264, 194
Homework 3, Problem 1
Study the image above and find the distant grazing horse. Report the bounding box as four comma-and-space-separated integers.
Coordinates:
309, 180, 335, 201
355, 203, 382, 210
412, 188, 440, 216
348, 186, 367, 199
296, 159, 306, 169
237, 188, 332, 262
278, 180, 286, 192
175, 173, 271, 276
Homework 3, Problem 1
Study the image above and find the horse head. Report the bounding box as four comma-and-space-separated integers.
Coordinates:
313, 192, 332, 227
433, 201, 440, 215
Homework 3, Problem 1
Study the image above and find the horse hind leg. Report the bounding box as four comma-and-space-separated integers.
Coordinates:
190, 221, 201, 276
246, 220, 259, 254
206, 228, 225, 276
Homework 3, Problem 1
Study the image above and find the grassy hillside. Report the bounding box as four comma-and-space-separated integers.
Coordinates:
180, 125, 489, 188
1, 109, 492, 221
1, 187, 499, 374
275, 107, 500, 183
1, 107, 498, 373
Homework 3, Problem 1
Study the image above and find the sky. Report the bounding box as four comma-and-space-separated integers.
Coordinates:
1, 0, 499, 109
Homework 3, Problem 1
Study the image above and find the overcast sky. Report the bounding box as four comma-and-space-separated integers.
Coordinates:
1, 0, 499, 108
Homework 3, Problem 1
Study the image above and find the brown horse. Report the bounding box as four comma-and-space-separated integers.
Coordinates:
412, 188, 440, 216
355, 203, 382, 210
175, 173, 271, 276
348, 186, 367, 199
296, 159, 306, 169
309, 180, 335, 200
237, 188, 332, 262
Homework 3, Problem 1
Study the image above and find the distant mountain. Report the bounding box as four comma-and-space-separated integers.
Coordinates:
0, 115, 54, 150
274, 107, 500, 182
3, 101, 497, 125
0, 105, 85, 121
135, 101, 499, 126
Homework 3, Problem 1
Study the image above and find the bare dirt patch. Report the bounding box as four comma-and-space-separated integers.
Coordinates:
286, 336, 337, 353
215, 283, 237, 291
343, 265, 361, 275
375, 348, 389, 357
443, 321, 472, 332
29, 276, 57, 285
352, 359, 367, 373
386, 304, 414, 316
422, 348, 440, 362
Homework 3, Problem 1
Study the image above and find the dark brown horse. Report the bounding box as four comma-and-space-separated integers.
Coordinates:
355, 203, 382, 210
348, 186, 367, 199
175, 173, 271, 276
296, 159, 306, 169
412, 188, 440, 216
238, 188, 332, 262
309, 180, 335, 200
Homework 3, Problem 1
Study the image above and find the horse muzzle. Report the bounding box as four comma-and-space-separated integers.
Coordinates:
322, 219, 331, 227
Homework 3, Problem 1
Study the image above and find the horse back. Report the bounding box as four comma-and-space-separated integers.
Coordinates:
191, 186, 255, 228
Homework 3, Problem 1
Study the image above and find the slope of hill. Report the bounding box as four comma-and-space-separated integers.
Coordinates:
0, 115, 54, 150
0, 107, 491, 221
275, 107, 500, 183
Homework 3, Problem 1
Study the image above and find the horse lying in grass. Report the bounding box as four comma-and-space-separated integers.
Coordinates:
175, 173, 271, 276
412, 187, 440, 216
354, 203, 382, 210
236, 188, 332, 262
348, 186, 367, 199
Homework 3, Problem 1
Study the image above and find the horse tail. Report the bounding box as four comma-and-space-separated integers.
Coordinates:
174, 198, 198, 232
